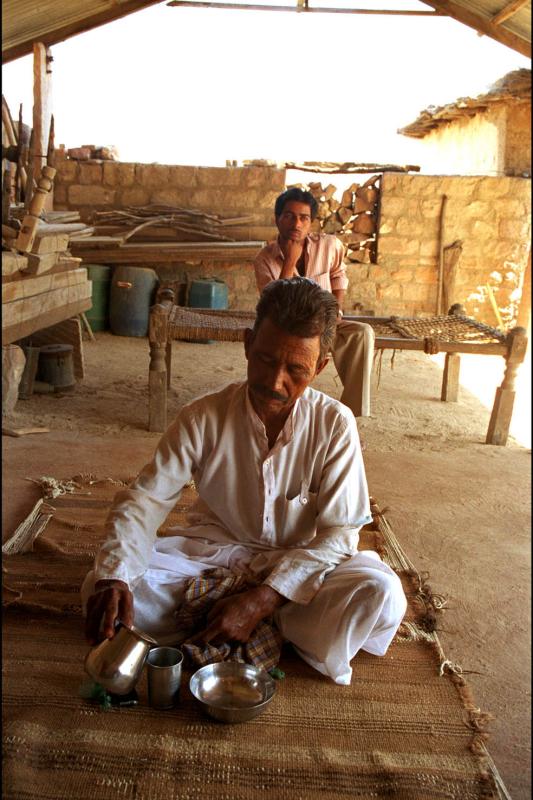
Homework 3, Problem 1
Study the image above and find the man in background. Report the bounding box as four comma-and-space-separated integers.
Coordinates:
254, 187, 374, 417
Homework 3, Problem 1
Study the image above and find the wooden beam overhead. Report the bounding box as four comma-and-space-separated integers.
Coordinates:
491, 0, 529, 26
2, 0, 164, 64
419, 0, 531, 55
168, 1, 442, 13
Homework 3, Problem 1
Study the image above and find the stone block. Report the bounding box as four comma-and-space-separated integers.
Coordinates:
380, 196, 407, 216
379, 284, 401, 299
167, 165, 199, 188
420, 240, 438, 257
475, 177, 512, 200
53, 184, 67, 204
499, 218, 531, 239
421, 198, 444, 218
135, 164, 171, 188
367, 265, 392, 282
103, 162, 136, 187
378, 222, 395, 235
377, 236, 419, 256
395, 217, 427, 238
79, 162, 103, 185
196, 167, 235, 188
68, 184, 115, 206
118, 186, 151, 206
148, 188, 191, 207
463, 199, 491, 218
56, 160, 79, 183
401, 283, 433, 302
2, 345, 26, 416
189, 188, 227, 209
242, 167, 285, 191
391, 268, 414, 282
471, 219, 497, 239
413, 266, 438, 284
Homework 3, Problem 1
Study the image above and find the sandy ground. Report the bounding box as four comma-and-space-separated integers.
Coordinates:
2, 331, 531, 799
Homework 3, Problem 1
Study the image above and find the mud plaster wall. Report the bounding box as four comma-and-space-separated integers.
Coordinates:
414, 106, 507, 176
54, 161, 531, 324
368, 172, 531, 326
504, 102, 532, 176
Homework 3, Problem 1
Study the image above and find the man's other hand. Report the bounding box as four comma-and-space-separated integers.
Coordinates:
85, 579, 134, 645
187, 585, 285, 646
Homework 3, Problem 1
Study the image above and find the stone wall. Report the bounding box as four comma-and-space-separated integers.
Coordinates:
361, 172, 531, 326
53, 158, 284, 242
54, 160, 531, 326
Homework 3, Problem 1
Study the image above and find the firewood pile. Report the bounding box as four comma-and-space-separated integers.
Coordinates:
288, 174, 380, 264
89, 205, 258, 243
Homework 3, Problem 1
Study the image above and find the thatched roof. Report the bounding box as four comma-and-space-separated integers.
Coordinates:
398, 68, 531, 139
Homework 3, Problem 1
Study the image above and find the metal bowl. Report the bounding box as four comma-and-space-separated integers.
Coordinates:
189, 662, 276, 723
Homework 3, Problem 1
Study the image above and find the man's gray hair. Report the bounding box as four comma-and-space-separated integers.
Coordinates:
253, 277, 338, 361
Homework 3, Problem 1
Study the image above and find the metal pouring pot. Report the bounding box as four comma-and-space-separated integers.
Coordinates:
84, 622, 158, 695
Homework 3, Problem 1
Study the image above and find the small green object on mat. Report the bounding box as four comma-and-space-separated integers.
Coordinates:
269, 667, 285, 680
78, 680, 112, 710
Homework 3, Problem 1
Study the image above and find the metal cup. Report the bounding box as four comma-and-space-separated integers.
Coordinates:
146, 646, 183, 710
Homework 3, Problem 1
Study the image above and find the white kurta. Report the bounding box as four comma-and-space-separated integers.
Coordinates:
82, 381, 406, 684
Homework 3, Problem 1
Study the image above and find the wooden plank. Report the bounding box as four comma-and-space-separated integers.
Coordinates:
2, 297, 92, 346
169, 1, 441, 14
2, 268, 88, 304
36, 223, 94, 237
21, 251, 59, 275
70, 241, 266, 264
491, 0, 529, 26
2, 281, 92, 329
31, 233, 70, 255
372, 336, 507, 356
2, 252, 28, 277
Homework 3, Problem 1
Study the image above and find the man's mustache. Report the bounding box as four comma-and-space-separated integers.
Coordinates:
251, 384, 289, 403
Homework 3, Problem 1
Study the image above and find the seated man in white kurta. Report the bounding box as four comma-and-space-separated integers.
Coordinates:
82, 277, 406, 685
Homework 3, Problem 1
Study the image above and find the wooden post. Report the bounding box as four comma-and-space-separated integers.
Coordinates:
32, 43, 53, 186
436, 194, 447, 315
14, 164, 56, 253
441, 353, 461, 401
485, 326, 528, 446
148, 303, 171, 433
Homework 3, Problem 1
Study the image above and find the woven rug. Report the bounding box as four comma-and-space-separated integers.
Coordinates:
2, 476, 506, 800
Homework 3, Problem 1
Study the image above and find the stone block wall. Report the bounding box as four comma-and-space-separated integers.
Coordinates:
53, 158, 285, 242
505, 103, 532, 176
355, 172, 531, 326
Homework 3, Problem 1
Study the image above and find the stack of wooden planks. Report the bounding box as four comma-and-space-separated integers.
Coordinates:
2, 222, 92, 346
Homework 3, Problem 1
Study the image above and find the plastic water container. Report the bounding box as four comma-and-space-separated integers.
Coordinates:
109, 266, 158, 337
188, 279, 228, 344
85, 264, 111, 332
188, 279, 228, 310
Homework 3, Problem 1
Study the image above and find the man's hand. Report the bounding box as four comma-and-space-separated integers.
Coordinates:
186, 585, 286, 646
85, 579, 134, 645
279, 239, 304, 278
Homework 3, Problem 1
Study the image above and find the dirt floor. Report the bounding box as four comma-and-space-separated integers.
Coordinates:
2, 331, 531, 799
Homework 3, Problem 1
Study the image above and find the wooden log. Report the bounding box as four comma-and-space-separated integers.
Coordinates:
148, 303, 171, 433
317, 202, 330, 220
351, 214, 376, 235
2, 252, 28, 276
486, 326, 528, 445
440, 352, 461, 401
341, 188, 354, 207
14, 165, 56, 253
30, 233, 69, 255
2, 164, 12, 225
2, 268, 88, 303
36, 222, 94, 237
328, 198, 340, 212
322, 216, 343, 234
353, 196, 374, 213
337, 206, 353, 225
323, 184, 337, 200
355, 186, 379, 204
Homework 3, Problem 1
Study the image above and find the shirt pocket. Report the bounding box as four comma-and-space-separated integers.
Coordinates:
309, 271, 331, 291
281, 484, 318, 546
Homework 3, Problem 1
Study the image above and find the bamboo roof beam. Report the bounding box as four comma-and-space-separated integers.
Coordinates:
491, 0, 529, 26
169, 1, 443, 14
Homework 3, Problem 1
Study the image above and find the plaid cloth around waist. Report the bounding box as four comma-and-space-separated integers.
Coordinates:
174, 568, 282, 672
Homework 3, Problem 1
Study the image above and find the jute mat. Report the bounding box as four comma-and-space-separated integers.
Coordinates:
2, 476, 506, 800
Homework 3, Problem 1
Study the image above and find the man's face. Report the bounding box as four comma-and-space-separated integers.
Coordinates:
275, 200, 313, 244
244, 317, 328, 424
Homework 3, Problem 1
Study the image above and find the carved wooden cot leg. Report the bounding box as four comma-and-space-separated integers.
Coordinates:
441, 353, 461, 402
148, 303, 170, 433
486, 326, 528, 446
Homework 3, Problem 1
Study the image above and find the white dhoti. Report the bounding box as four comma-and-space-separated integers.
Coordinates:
81, 535, 406, 686
333, 319, 375, 418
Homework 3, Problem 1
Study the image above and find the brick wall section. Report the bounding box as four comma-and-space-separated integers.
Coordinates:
54, 158, 284, 242
361, 172, 531, 325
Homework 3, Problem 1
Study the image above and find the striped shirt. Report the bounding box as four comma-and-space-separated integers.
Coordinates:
253, 233, 348, 294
